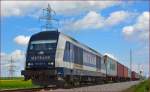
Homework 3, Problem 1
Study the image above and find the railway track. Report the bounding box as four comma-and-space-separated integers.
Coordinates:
0, 86, 57, 92
0, 81, 140, 92
0, 82, 101, 92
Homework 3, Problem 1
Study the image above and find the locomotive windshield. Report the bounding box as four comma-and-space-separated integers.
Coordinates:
29, 40, 57, 51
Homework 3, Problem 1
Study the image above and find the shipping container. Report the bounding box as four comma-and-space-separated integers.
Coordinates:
123, 66, 128, 78
128, 68, 131, 78
104, 55, 117, 76
132, 71, 136, 80
117, 62, 124, 77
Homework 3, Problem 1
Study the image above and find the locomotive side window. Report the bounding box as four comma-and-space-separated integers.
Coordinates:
96, 56, 101, 69
74, 46, 83, 65
63, 42, 70, 62
63, 41, 83, 65
83, 50, 96, 67
70, 43, 75, 62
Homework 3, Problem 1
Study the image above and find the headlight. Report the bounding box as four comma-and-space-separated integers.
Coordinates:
48, 62, 54, 65
27, 62, 33, 66
27, 62, 31, 66
51, 62, 54, 65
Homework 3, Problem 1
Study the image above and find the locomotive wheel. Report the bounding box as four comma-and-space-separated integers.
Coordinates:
56, 81, 70, 88
32, 79, 48, 87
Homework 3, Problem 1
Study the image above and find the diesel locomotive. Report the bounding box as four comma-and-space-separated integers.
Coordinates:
21, 31, 106, 86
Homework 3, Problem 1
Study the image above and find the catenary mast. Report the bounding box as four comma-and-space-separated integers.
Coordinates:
39, 4, 58, 31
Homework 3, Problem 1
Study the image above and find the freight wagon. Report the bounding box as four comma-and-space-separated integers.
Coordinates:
123, 66, 128, 79
128, 68, 131, 79
123, 66, 131, 81
132, 71, 140, 81
105, 56, 132, 82
104, 55, 117, 81
117, 62, 124, 81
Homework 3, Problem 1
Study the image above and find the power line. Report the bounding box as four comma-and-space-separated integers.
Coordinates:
149, 23, 150, 79
8, 56, 17, 79
39, 4, 58, 31
130, 48, 132, 81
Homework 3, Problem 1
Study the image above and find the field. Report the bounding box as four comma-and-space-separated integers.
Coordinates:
123, 80, 150, 92
0, 77, 39, 90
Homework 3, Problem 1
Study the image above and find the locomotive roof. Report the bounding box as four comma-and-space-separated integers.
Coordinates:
30, 31, 102, 56
60, 32, 103, 56
30, 31, 59, 41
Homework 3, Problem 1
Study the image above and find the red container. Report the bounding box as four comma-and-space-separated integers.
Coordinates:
132, 71, 136, 80
132, 71, 140, 80
117, 62, 124, 77
123, 66, 128, 78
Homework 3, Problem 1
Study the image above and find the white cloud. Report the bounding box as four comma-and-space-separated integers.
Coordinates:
1, 50, 25, 62
1, 1, 121, 17
105, 11, 130, 26
62, 10, 130, 31
10, 50, 25, 61
72, 11, 104, 30
122, 26, 134, 36
14, 35, 30, 46
122, 11, 149, 40
87, 1, 121, 9
1, 1, 53, 17
2, 1, 127, 31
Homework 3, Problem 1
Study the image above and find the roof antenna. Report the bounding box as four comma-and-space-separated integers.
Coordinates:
39, 4, 58, 32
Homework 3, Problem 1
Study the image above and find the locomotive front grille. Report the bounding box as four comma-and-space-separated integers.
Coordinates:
21, 70, 57, 79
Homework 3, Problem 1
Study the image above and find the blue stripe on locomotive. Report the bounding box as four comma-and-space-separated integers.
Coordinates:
83, 62, 96, 67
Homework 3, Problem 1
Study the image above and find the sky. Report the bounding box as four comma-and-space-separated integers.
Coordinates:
0, 1, 149, 77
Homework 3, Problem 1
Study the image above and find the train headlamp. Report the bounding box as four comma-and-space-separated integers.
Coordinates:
27, 63, 31, 66
27, 62, 33, 66
51, 62, 54, 65
48, 62, 54, 65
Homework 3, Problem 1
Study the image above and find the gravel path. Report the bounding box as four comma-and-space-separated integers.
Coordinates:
39, 81, 141, 92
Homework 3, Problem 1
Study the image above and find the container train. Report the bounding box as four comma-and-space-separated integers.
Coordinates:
21, 31, 141, 87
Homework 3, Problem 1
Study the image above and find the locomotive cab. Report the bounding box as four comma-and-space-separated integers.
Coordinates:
26, 31, 59, 70
21, 31, 60, 85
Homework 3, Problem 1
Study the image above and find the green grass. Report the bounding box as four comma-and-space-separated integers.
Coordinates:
0, 79, 39, 90
0, 77, 24, 80
123, 80, 150, 92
